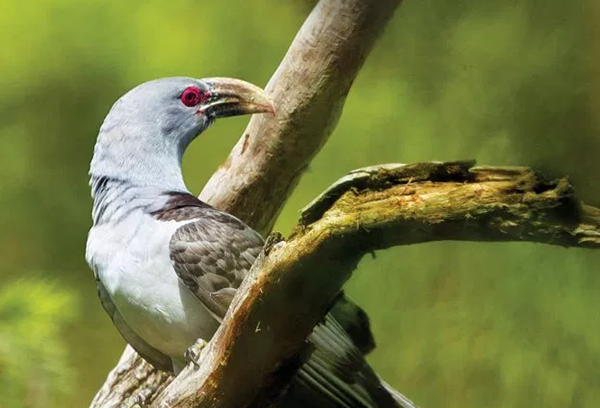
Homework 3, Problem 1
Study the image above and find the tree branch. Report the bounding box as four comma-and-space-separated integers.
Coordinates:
149, 161, 600, 408
295, 161, 600, 249
200, 0, 402, 235
90, 0, 402, 406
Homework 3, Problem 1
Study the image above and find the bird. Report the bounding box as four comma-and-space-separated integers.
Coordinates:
86, 77, 416, 408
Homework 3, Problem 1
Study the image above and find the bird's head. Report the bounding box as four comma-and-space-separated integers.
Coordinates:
90, 77, 274, 190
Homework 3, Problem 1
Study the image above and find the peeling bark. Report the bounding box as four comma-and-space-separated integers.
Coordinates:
90, 347, 172, 408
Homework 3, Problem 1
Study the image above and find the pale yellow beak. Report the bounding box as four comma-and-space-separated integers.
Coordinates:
201, 77, 275, 118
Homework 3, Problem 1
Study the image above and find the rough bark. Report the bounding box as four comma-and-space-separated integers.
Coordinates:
296, 161, 600, 249
149, 161, 600, 408
90, 0, 402, 407
199, 0, 402, 235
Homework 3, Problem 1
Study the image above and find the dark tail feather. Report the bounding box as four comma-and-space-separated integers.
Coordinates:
380, 380, 419, 408
329, 292, 376, 355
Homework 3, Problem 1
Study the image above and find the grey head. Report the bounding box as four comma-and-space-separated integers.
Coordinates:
90, 77, 274, 192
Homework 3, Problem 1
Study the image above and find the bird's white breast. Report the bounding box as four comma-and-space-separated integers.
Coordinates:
86, 211, 219, 360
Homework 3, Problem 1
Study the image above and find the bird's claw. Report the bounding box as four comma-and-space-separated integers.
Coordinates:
264, 232, 285, 255
184, 338, 208, 369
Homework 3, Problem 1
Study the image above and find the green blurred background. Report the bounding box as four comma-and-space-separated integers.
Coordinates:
1, 0, 599, 407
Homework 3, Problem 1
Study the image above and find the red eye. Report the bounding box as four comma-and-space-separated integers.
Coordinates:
180, 86, 209, 107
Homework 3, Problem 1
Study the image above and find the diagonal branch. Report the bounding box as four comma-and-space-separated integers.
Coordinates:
89, 0, 402, 407
200, 0, 402, 235
149, 161, 600, 408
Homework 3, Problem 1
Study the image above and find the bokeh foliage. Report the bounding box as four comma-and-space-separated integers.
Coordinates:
0, 0, 599, 407
0, 280, 77, 407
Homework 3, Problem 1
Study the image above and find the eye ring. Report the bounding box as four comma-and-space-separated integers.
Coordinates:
180, 86, 208, 107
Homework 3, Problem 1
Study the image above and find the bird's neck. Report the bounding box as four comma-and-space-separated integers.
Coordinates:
90, 176, 187, 226
90, 124, 190, 193
89, 125, 196, 225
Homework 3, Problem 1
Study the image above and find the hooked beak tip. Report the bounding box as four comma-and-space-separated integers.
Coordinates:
261, 101, 276, 117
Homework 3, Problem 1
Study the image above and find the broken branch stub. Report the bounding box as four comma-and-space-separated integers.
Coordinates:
298, 161, 600, 249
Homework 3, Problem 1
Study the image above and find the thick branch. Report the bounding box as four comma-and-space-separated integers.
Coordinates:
296, 161, 600, 248
149, 161, 600, 408
200, 0, 402, 235
90, 0, 401, 407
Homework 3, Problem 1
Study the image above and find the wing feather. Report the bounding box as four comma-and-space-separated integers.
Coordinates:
169, 208, 263, 318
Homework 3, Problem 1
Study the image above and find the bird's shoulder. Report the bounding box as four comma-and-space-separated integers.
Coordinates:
150, 191, 213, 221
151, 192, 263, 249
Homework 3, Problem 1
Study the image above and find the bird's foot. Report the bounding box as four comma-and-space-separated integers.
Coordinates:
184, 338, 208, 369
264, 232, 285, 255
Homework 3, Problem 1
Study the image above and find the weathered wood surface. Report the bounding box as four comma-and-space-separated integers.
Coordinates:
295, 161, 600, 249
